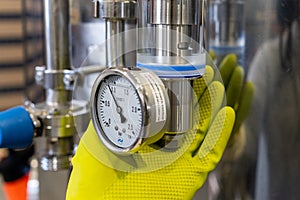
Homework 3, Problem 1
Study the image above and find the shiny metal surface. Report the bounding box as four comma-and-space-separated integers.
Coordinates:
200, 0, 209, 52
139, 0, 207, 136
149, 0, 195, 57
44, 0, 71, 71
43, 0, 73, 106
31, 99, 89, 171
35, 66, 76, 91
95, 0, 138, 68
152, 25, 193, 56
149, 0, 194, 25
93, 0, 100, 18
105, 20, 137, 67
31, 0, 90, 172
100, 0, 137, 19
40, 137, 74, 171
209, 0, 245, 47
209, 0, 245, 64
163, 79, 193, 134
45, 89, 72, 110
91, 67, 170, 154
146, 0, 209, 56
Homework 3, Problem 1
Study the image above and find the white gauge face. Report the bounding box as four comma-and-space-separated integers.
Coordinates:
95, 75, 143, 149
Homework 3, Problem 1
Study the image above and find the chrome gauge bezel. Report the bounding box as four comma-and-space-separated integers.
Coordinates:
91, 67, 170, 154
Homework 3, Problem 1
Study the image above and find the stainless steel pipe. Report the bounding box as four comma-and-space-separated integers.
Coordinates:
144, 0, 207, 134
44, 0, 73, 106
44, 0, 71, 71
98, 0, 138, 67
33, 0, 89, 172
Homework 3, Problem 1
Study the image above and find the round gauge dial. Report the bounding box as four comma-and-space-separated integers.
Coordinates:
91, 67, 170, 154
95, 75, 143, 149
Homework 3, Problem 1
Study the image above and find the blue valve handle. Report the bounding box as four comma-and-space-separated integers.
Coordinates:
0, 106, 34, 149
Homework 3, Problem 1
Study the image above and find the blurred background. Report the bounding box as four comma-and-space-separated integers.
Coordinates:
0, 0, 44, 111
0, 2, 43, 199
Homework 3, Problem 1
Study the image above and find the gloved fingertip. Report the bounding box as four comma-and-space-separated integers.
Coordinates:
225, 66, 245, 107
204, 65, 215, 84
197, 107, 235, 172
233, 81, 254, 134
209, 50, 216, 60
218, 54, 237, 86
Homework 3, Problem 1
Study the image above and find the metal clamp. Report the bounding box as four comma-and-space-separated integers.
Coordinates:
35, 66, 76, 90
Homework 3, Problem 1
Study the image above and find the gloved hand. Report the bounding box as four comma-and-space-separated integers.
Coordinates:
66, 62, 236, 199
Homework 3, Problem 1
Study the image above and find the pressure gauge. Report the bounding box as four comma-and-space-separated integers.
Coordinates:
91, 67, 170, 154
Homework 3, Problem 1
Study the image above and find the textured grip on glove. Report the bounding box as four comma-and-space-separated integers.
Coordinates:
66, 58, 237, 199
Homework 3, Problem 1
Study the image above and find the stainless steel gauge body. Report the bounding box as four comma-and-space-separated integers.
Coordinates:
91, 67, 170, 154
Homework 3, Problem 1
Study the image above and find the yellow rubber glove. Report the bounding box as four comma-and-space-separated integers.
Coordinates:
218, 53, 254, 140
66, 64, 236, 200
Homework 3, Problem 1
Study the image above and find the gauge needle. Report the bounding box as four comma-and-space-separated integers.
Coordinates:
107, 85, 127, 123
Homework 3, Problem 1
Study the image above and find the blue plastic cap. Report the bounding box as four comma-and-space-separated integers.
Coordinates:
0, 106, 34, 149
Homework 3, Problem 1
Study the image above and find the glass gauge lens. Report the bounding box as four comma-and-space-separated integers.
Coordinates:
95, 75, 143, 149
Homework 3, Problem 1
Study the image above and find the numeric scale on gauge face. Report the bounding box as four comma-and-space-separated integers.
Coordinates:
91, 67, 170, 154
96, 74, 143, 148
